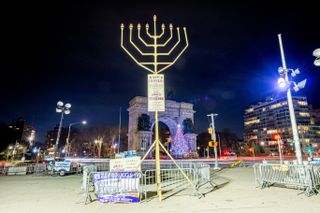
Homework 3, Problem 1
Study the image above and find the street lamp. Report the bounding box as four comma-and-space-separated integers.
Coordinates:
277, 34, 306, 165
313, 48, 320, 66
55, 101, 71, 156
66, 120, 87, 157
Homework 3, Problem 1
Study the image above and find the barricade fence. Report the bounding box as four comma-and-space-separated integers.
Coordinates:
82, 161, 217, 204
253, 162, 320, 196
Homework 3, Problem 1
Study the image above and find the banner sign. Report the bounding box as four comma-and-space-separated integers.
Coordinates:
110, 156, 141, 172
92, 172, 141, 203
148, 74, 165, 112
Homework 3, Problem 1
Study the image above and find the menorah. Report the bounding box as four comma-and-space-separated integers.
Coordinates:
120, 15, 197, 201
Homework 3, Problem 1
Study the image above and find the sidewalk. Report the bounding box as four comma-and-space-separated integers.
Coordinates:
0, 167, 319, 213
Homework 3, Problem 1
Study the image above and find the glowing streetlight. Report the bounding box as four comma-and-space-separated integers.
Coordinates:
277, 34, 306, 164
55, 101, 71, 156
313, 48, 320, 66
66, 120, 87, 157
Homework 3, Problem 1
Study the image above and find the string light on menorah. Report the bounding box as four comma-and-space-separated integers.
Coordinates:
120, 15, 199, 201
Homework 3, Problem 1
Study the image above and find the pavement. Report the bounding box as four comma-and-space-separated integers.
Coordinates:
0, 167, 319, 213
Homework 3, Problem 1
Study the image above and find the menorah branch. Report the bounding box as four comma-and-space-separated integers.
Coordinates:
120, 25, 155, 73
130, 27, 153, 56
158, 28, 181, 56
146, 24, 154, 39
138, 27, 153, 47
158, 27, 173, 47
158, 27, 189, 73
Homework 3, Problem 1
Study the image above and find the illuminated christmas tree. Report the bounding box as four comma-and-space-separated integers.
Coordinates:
171, 125, 190, 157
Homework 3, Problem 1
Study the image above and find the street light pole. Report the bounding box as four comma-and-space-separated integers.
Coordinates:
55, 101, 71, 157
55, 112, 64, 156
207, 113, 219, 169
277, 34, 303, 165
66, 120, 87, 157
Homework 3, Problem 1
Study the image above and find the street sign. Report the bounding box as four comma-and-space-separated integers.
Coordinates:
148, 74, 165, 112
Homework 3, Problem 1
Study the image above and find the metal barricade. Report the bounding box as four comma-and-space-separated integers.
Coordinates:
141, 168, 196, 200
254, 163, 320, 196
82, 161, 216, 203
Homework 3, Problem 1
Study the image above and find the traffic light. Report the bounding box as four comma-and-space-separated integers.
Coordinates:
248, 147, 253, 152
208, 141, 218, 148
166, 137, 172, 143
208, 127, 213, 134
307, 146, 313, 154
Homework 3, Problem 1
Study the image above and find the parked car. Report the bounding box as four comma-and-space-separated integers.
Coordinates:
45, 158, 80, 176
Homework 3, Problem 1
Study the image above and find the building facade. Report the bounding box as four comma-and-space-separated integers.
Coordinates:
244, 96, 320, 154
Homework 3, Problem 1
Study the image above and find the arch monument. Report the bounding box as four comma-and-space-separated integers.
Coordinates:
127, 96, 197, 156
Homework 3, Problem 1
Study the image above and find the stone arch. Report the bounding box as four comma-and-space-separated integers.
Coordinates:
127, 96, 197, 155
150, 117, 178, 138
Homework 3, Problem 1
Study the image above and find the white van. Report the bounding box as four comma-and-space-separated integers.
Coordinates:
46, 158, 80, 176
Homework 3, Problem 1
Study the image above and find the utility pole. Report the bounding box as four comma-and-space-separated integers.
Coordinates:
207, 113, 219, 169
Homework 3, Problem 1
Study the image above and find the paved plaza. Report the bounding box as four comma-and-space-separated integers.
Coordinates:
0, 167, 319, 213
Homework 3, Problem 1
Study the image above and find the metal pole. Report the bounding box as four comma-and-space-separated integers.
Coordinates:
208, 113, 219, 169
55, 112, 64, 156
155, 111, 162, 200
118, 107, 122, 153
278, 34, 302, 164
66, 124, 72, 157
153, 15, 162, 201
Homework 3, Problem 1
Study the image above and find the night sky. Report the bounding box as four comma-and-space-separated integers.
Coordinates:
2, 1, 319, 141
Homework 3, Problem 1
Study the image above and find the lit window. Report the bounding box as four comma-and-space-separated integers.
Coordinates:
246, 108, 254, 113
299, 112, 310, 117
249, 136, 258, 140
244, 119, 260, 126
270, 101, 287, 109
267, 129, 278, 134
297, 101, 308, 106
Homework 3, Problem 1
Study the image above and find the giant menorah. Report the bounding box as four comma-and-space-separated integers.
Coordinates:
120, 15, 196, 201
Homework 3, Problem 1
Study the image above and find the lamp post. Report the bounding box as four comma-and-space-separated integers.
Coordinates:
66, 120, 87, 157
277, 34, 306, 165
55, 101, 71, 157
313, 48, 320, 67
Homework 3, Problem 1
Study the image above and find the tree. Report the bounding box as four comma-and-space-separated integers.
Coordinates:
171, 125, 189, 157
182, 118, 195, 134
73, 126, 121, 158
138, 114, 151, 131
218, 129, 240, 154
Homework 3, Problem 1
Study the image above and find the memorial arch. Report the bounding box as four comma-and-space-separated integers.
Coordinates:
127, 96, 197, 156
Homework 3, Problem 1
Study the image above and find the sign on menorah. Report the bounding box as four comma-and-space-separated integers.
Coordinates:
148, 74, 165, 111
120, 15, 192, 201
